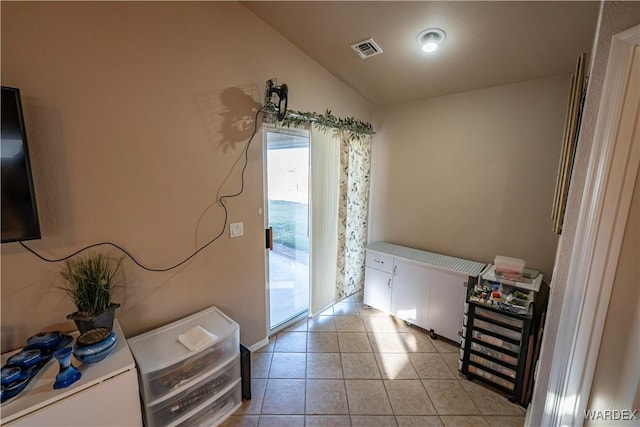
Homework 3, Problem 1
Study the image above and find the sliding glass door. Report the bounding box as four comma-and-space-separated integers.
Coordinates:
265, 129, 310, 331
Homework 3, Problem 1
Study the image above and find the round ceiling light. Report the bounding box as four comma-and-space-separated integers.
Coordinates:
418, 28, 446, 53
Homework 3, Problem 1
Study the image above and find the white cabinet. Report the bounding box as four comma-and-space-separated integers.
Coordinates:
363, 242, 485, 342
1, 321, 142, 426
390, 258, 430, 327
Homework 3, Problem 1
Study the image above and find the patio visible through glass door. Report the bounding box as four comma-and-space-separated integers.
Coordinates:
266, 130, 310, 331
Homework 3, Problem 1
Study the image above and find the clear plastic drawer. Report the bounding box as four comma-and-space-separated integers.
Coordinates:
143, 332, 239, 403
127, 306, 240, 403
175, 381, 242, 427
473, 319, 521, 341
469, 354, 516, 378
468, 365, 514, 391
470, 342, 518, 366
471, 330, 520, 354
145, 358, 240, 427
474, 307, 524, 329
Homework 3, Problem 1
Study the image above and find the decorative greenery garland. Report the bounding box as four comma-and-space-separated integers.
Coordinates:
263, 103, 375, 141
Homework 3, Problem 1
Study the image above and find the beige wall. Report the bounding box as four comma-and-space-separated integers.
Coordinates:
369, 75, 567, 278
0, 1, 372, 351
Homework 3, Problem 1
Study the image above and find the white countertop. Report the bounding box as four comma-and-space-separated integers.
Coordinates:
0, 320, 136, 424
365, 241, 486, 277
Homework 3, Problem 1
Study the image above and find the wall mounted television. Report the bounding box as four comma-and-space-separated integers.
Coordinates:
1, 86, 41, 243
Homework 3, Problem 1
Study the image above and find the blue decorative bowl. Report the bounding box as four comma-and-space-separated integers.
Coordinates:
1, 367, 22, 385
6, 349, 42, 369
3, 371, 30, 399
26, 331, 62, 350
73, 328, 117, 364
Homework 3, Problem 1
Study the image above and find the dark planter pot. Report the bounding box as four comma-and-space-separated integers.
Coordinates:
67, 303, 120, 334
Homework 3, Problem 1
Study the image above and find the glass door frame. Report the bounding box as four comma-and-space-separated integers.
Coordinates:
263, 125, 312, 336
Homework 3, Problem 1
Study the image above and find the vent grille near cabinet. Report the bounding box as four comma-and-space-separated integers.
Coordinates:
351, 38, 383, 59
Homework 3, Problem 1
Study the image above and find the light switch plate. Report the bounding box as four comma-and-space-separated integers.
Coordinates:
230, 222, 244, 238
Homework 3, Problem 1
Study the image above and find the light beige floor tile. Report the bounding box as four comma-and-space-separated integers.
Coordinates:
364, 316, 404, 332
345, 379, 393, 415
440, 415, 490, 426
318, 306, 335, 316
384, 379, 437, 415
307, 332, 339, 352
375, 353, 419, 379
396, 416, 444, 426
305, 415, 351, 427
274, 331, 308, 352
353, 291, 364, 303
484, 415, 526, 427
422, 380, 480, 415
351, 415, 398, 426
440, 352, 464, 377
305, 379, 349, 414
460, 381, 525, 415
368, 332, 409, 353
261, 379, 306, 414
306, 353, 343, 379
342, 353, 381, 379
410, 353, 457, 379
342, 294, 357, 303
335, 315, 366, 332
357, 303, 389, 316
308, 316, 336, 332
399, 331, 438, 352
255, 339, 275, 353
251, 352, 273, 378
268, 353, 306, 378
333, 302, 360, 315
431, 337, 460, 353
257, 415, 305, 426
234, 379, 266, 415
220, 415, 260, 427
338, 332, 373, 352
284, 318, 308, 332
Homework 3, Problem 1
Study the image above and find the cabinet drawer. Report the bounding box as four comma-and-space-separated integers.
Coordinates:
365, 251, 394, 273
145, 358, 240, 426
141, 331, 239, 403
473, 319, 521, 341
471, 330, 520, 354
468, 365, 514, 391
470, 342, 518, 366
469, 354, 516, 378
474, 307, 524, 329
176, 381, 242, 427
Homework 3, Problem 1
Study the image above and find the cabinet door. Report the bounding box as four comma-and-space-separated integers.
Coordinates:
363, 267, 392, 313
427, 269, 467, 341
390, 259, 430, 327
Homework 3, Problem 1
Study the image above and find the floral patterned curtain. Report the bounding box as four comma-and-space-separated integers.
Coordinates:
335, 133, 372, 300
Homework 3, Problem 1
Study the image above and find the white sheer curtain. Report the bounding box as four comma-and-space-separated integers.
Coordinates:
309, 126, 340, 314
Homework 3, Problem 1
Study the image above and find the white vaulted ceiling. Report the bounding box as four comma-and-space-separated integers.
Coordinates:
242, 1, 600, 108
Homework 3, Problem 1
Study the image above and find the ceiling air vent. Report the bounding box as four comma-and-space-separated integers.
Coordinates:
351, 38, 383, 59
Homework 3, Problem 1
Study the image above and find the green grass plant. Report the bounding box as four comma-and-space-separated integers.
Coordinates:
59, 252, 123, 316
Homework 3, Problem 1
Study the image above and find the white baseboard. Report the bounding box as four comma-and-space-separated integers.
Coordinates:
246, 337, 269, 352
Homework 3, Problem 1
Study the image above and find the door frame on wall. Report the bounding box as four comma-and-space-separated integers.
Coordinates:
536, 25, 640, 427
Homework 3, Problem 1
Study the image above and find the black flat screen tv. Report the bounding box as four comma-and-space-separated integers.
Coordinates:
1, 86, 41, 243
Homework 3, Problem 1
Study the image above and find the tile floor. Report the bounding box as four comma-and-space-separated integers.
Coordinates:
222, 292, 526, 427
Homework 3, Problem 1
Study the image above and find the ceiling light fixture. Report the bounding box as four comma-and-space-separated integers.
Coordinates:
418, 28, 446, 53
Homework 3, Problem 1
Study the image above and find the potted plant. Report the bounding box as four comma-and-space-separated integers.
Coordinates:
59, 252, 123, 334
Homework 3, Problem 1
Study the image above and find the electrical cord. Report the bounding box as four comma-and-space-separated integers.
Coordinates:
19, 107, 264, 272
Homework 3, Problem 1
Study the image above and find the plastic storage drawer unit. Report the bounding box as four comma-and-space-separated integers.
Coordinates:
127, 306, 241, 427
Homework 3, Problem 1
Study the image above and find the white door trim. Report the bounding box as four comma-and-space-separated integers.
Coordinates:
540, 25, 640, 427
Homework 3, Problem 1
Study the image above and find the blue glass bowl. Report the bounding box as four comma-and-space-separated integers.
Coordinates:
6, 349, 42, 369
3, 371, 30, 399
73, 329, 117, 364
26, 331, 62, 350
1, 367, 22, 385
